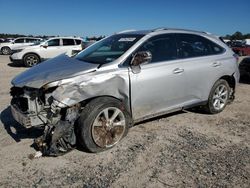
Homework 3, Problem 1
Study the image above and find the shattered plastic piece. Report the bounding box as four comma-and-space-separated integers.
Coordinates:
28, 151, 42, 160
34, 151, 43, 158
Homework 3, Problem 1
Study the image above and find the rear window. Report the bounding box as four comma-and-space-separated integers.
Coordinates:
177, 34, 225, 58
63, 39, 75, 46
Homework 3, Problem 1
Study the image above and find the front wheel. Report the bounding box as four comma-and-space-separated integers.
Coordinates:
23, 54, 40, 67
205, 79, 230, 114
77, 97, 131, 153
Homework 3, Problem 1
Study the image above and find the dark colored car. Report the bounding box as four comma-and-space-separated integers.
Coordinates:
239, 57, 250, 82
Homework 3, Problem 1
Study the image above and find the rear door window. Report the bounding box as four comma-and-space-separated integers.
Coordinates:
26, 38, 38, 43
176, 34, 225, 58
63, 39, 75, 46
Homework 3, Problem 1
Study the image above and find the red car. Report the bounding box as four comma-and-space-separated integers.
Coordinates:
232, 45, 250, 56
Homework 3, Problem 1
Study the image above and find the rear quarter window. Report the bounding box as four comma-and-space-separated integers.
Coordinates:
75, 39, 82, 45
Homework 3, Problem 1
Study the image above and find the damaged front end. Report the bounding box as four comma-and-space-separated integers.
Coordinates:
10, 86, 81, 156
10, 43, 131, 157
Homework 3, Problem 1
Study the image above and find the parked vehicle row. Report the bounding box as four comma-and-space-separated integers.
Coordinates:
10, 28, 240, 156
10, 37, 83, 67
0, 37, 42, 55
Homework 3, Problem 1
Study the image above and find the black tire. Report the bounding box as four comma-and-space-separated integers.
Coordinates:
1, 47, 11, 55
204, 79, 230, 114
23, 53, 40, 67
77, 97, 131, 153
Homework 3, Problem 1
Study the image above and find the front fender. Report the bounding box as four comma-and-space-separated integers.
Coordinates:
51, 69, 130, 112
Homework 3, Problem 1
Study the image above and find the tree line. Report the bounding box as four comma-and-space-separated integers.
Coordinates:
0, 33, 105, 41
0, 33, 55, 39
0, 32, 249, 41
223, 31, 250, 40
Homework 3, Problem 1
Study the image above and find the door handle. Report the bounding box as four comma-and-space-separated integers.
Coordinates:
212, 61, 221, 67
173, 68, 184, 74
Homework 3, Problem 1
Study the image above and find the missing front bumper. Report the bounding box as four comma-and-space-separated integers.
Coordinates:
11, 105, 46, 128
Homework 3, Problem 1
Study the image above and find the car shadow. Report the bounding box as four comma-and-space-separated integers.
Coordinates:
8, 62, 26, 68
0, 106, 43, 142
135, 111, 186, 126
134, 106, 213, 127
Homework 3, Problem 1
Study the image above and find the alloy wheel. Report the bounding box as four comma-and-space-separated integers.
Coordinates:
91, 107, 126, 148
212, 84, 228, 111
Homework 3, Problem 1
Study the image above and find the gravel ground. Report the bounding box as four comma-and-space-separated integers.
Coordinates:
0, 55, 249, 187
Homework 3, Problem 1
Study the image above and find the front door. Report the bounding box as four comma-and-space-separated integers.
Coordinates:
129, 34, 190, 120
40, 39, 62, 59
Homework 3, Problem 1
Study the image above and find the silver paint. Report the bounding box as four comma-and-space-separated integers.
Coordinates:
11, 29, 240, 123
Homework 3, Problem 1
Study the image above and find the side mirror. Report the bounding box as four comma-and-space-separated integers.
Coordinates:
41, 44, 48, 48
131, 51, 152, 66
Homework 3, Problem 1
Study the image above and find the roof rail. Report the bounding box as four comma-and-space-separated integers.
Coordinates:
116, 29, 136, 34
152, 27, 209, 34
152, 27, 168, 32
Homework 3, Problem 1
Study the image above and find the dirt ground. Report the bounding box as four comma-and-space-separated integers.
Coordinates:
0, 55, 249, 187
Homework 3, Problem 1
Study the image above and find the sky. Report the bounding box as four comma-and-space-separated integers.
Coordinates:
1, 0, 250, 37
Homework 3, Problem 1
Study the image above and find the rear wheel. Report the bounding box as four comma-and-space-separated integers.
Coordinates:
77, 97, 131, 153
205, 79, 230, 114
1, 47, 11, 55
23, 54, 40, 67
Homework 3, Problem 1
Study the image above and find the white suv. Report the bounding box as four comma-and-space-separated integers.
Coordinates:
10, 37, 83, 67
0, 37, 42, 55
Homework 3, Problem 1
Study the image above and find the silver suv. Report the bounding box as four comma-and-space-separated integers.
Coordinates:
10, 28, 240, 156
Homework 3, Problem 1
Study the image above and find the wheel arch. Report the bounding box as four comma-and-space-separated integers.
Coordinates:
79, 95, 132, 116
22, 52, 41, 62
0, 46, 11, 53
219, 75, 236, 90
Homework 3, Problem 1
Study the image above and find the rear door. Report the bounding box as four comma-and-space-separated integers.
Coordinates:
129, 34, 190, 120
62, 38, 80, 56
175, 33, 226, 102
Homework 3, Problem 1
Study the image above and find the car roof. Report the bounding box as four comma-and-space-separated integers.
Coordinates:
15, 37, 42, 39
117, 28, 212, 36
47, 37, 83, 40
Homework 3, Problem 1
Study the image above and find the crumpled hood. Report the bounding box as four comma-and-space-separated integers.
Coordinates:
12, 54, 99, 88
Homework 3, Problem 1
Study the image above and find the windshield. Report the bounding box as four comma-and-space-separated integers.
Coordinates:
75, 34, 144, 64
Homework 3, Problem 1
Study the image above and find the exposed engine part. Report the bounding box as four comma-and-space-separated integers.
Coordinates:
34, 104, 80, 156
35, 121, 76, 156
11, 87, 82, 156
